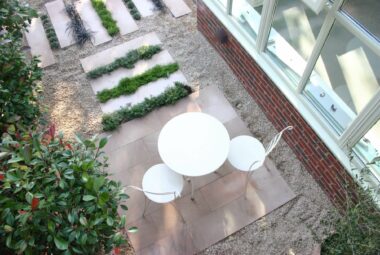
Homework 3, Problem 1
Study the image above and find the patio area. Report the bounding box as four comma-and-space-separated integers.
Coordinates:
26, 0, 337, 253
103, 85, 295, 254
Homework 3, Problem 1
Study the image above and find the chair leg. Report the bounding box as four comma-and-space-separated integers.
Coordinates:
190, 178, 195, 201
142, 196, 151, 217
244, 171, 250, 199
170, 201, 186, 224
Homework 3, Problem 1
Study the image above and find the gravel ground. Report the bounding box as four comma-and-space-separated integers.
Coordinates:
27, 0, 336, 254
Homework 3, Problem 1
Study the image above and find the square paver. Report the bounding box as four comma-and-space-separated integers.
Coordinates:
45, 0, 75, 48
131, 0, 155, 17
163, 0, 192, 18
25, 18, 56, 68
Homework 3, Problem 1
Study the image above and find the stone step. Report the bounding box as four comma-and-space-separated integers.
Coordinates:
80, 32, 161, 72
163, 0, 191, 18
131, 0, 155, 17
105, 0, 138, 36
75, 0, 112, 46
100, 71, 187, 113
45, 0, 75, 48
25, 18, 56, 68
90, 50, 174, 93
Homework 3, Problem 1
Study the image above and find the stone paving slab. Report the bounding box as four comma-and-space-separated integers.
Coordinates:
90, 50, 175, 93
163, 0, 191, 18
75, 0, 112, 46
45, 0, 75, 48
25, 18, 56, 68
100, 71, 187, 113
105, 0, 138, 36
80, 32, 161, 72
131, 0, 155, 17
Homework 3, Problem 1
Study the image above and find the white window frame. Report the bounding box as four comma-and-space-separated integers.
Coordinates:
202, 0, 380, 193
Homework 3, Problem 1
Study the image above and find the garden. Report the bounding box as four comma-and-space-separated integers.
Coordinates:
1, 0, 379, 254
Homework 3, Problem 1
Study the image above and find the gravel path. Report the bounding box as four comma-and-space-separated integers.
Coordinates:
28, 0, 336, 254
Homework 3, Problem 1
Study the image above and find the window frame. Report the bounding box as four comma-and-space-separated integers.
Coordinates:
203, 0, 380, 190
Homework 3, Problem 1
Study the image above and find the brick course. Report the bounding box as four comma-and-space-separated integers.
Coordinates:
197, 0, 355, 208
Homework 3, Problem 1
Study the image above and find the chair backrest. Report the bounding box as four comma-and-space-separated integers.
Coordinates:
126, 185, 180, 200
265, 126, 293, 156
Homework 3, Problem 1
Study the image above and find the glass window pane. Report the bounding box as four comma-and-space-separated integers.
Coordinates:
231, 0, 264, 41
216, 0, 227, 8
304, 22, 380, 135
265, 0, 327, 85
341, 0, 380, 41
353, 120, 380, 181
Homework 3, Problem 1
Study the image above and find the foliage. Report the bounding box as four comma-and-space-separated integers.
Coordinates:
321, 163, 380, 255
0, 1, 42, 133
87, 45, 162, 79
40, 14, 59, 49
150, 0, 165, 11
65, 4, 92, 47
97, 63, 179, 103
0, 126, 129, 254
0, 0, 37, 39
91, 0, 119, 36
123, 0, 141, 20
102, 82, 192, 131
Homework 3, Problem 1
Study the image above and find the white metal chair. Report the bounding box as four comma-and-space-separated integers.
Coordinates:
227, 126, 294, 195
126, 163, 185, 222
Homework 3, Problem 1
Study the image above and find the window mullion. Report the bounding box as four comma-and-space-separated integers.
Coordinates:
226, 0, 233, 15
296, 1, 343, 93
257, 0, 277, 52
339, 91, 380, 149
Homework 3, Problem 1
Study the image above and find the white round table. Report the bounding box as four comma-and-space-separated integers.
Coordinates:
158, 112, 230, 198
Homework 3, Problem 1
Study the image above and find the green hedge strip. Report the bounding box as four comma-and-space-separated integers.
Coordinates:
97, 63, 179, 103
87, 45, 162, 79
123, 0, 141, 20
91, 0, 119, 36
102, 82, 192, 131
40, 14, 59, 49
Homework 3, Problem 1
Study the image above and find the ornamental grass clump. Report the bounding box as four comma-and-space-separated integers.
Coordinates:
91, 0, 119, 36
0, 125, 130, 254
65, 3, 92, 47
87, 45, 162, 79
102, 82, 192, 131
151, 0, 165, 11
97, 63, 179, 103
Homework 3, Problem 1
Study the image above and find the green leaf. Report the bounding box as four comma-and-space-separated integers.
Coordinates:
83, 195, 96, 201
120, 204, 128, 210
79, 216, 88, 226
93, 176, 105, 192
48, 220, 55, 233
8, 156, 23, 163
106, 217, 114, 226
127, 226, 138, 233
68, 213, 75, 224
54, 236, 68, 250
25, 192, 33, 204
99, 137, 107, 149
119, 193, 129, 200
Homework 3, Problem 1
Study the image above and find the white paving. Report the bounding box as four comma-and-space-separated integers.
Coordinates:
80, 32, 161, 72
105, 0, 138, 35
100, 71, 187, 113
90, 50, 174, 93
163, 0, 191, 18
131, 0, 155, 17
25, 18, 56, 68
75, 0, 112, 46
45, 0, 75, 48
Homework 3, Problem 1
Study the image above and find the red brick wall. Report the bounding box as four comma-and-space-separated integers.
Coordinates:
197, 0, 354, 207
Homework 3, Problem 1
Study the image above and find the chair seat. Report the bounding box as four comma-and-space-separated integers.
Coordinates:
228, 135, 266, 171
142, 164, 184, 204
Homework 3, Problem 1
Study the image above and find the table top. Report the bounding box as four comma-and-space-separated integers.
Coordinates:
158, 112, 230, 177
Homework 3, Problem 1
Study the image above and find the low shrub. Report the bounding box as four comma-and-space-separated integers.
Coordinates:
97, 63, 179, 103
123, 0, 141, 20
151, 0, 165, 11
87, 45, 162, 79
40, 14, 59, 49
102, 82, 192, 131
91, 0, 119, 36
0, 126, 130, 254
65, 4, 92, 47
